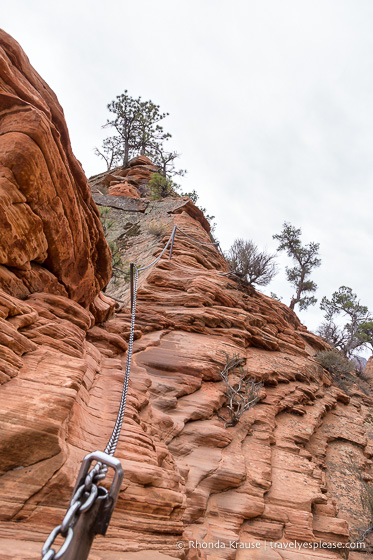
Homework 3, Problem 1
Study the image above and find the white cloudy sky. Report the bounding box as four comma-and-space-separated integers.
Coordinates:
2, 0, 373, 341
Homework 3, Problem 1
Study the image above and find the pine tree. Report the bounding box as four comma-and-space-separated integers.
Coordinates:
273, 222, 321, 311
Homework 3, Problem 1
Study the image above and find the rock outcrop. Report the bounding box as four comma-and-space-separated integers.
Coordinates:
0, 29, 111, 306
90, 155, 159, 199
1, 30, 373, 560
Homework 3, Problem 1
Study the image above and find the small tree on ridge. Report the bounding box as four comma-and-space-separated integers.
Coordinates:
319, 286, 373, 358
273, 222, 321, 311
226, 238, 277, 287
95, 90, 176, 169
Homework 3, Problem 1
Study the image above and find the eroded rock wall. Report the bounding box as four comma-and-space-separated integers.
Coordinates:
0, 29, 111, 306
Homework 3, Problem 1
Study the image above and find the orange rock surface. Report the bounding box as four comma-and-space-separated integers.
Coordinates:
0, 29, 111, 306
90, 155, 159, 198
108, 182, 141, 198
1, 30, 373, 560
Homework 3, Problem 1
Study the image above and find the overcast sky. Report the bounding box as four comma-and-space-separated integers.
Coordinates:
2, 0, 373, 344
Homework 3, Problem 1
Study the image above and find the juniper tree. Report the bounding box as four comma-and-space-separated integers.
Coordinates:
273, 222, 321, 311
319, 286, 373, 357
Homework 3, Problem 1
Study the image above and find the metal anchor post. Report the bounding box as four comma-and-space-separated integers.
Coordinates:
42, 451, 123, 560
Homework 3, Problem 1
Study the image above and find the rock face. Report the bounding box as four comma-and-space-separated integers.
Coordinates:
90, 155, 159, 199
0, 29, 111, 306
1, 30, 373, 560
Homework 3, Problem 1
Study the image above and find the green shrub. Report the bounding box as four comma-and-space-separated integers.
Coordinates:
315, 349, 355, 377
148, 172, 178, 200
108, 241, 130, 285
99, 206, 115, 235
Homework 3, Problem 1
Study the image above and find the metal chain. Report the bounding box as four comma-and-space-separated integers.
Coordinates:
41, 222, 224, 560
41, 471, 103, 560
104, 223, 222, 454
137, 225, 176, 272
104, 266, 139, 456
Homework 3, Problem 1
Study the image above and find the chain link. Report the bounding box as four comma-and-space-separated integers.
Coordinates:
42, 526, 74, 560
41, 469, 103, 559
104, 266, 139, 455
41, 223, 222, 560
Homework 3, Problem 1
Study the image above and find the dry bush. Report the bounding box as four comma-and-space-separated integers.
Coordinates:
146, 219, 168, 237
219, 353, 263, 427
226, 238, 277, 287
315, 349, 372, 396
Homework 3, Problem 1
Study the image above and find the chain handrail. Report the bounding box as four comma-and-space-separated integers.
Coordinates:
41, 221, 224, 560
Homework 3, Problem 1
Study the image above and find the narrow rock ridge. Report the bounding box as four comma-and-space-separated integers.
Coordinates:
0, 30, 373, 560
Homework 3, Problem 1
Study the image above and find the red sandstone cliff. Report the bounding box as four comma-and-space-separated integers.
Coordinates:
1, 30, 373, 560
0, 29, 111, 307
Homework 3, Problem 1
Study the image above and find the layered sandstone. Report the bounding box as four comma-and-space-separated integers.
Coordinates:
0, 29, 111, 306
1, 30, 373, 560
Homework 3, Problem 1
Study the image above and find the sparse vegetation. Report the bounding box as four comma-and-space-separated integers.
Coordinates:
181, 189, 198, 203
148, 172, 178, 200
146, 219, 168, 237
319, 286, 373, 358
273, 222, 321, 310
347, 457, 373, 546
315, 349, 355, 377
95, 90, 186, 178
218, 353, 263, 427
99, 206, 115, 235
315, 349, 371, 395
226, 238, 277, 287
179, 188, 216, 232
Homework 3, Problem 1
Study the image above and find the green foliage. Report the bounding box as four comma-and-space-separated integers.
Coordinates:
319, 286, 373, 357
99, 206, 114, 235
148, 172, 178, 200
103, 90, 170, 167
226, 238, 277, 287
316, 349, 360, 394
219, 353, 263, 427
273, 222, 321, 311
181, 189, 199, 203
109, 241, 130, 285
315, 349, 355, 377
95, 90, 186, 178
